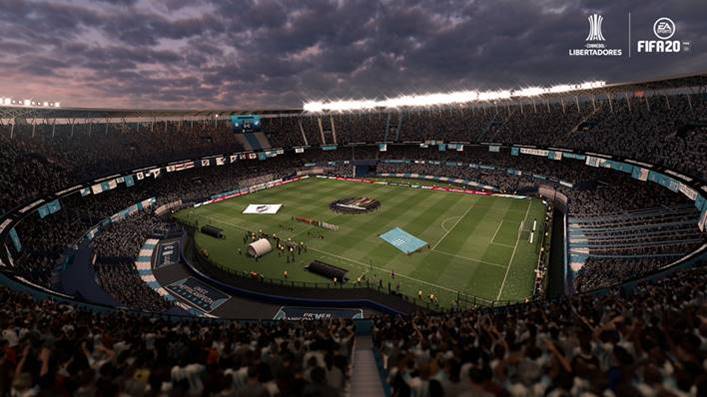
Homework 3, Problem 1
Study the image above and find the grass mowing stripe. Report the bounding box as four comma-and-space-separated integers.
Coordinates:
431, 249, 506, 269
306, 247, 461, 294
175, 178, 546, 308
431, 203, 475, 249
495, 199, 532, 300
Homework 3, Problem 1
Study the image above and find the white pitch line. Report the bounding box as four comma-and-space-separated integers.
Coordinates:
431, 249, 507, 269
490, 220, 505, 244
432, 204, 475, 250
440, 216, 461, 233
491, 242, 515, 248
496, 200, 532, 301
307, 247, 460, 294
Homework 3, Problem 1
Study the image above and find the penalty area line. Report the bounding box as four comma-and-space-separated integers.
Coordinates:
496, 200, 532, 301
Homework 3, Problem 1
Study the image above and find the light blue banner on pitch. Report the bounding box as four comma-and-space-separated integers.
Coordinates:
379, 227, 428, 254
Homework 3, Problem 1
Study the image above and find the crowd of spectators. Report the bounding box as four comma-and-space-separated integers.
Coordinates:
1, 90, 704, 313
374, 265, 707, 397
93, 213, 172, 312
0, 286, 354, 396
10, 155, 301, 290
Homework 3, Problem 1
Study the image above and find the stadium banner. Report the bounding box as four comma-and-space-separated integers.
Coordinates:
83, 198, 157, 242
91, 179, 117, 194
201, 159, 210, 167
585, 155, 608, 168
507, 169, 522, 176
229, 154, 237, 163
9, 227, 21, 253
148, 168, 161, 178
511, 147, 520, 156
257, 152, 267, 160
167, 161, 195, 172
438, 143, 447, 152
562, 152, 586, 160
37, 199, 62, 219
379, 143, 387, 152
648, 171, 680, 192
419, 143, 429, 148
243, 204, 283, 215
215, 157, 225, 166
678, 183, 698, 201
699, 209, 707, 232
273, 307, 363, 320
559, 180, 574, 188
488, 145, 500, 152
38, 205, 50, 219
695, 195, 707, 212
533, 174, 547, 180
520, 148, 549, 157
80, 187, 91, 196
136, 172, 145, 181
632, 167, 650, 181
547, 151, 562, 160
604, 159, 634, 174
196, 177, 305, 208
155, 200, 182, 217
165, 277, 230, 313
124, 175, 135, 187
294, 147, 305, 153
321, 145, 338, 151
479, 164, 495, 170
304, 162, 316, 167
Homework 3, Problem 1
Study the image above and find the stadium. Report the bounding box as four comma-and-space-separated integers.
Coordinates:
0, 1, 706, 396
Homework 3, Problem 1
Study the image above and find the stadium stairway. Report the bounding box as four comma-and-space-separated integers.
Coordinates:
349, 336, 386, 397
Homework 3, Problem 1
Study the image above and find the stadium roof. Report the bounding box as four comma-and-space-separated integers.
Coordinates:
1, 72, 705, 120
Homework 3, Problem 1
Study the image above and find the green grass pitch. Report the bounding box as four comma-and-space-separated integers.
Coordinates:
174, 177, 547, 309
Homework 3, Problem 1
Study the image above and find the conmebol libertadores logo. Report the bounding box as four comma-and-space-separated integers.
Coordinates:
585, 14, 606, 41
637, 17, 690, 53
569, 13, 622, 56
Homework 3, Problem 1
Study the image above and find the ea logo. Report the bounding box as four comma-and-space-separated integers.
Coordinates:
653, 17, 675, 40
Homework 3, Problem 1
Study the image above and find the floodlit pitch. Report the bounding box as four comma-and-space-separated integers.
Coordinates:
175, 177, 547, 308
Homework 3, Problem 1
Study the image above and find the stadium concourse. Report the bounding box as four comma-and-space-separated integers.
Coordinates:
0, 74, 705, 395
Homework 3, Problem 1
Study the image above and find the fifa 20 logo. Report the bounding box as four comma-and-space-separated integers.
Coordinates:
585, 14, 606, 42
637, 17, 688, 53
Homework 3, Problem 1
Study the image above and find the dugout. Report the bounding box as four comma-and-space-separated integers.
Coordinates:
201, 225, 224, 239
248, 238, 272, 257
306, 260, 348, 282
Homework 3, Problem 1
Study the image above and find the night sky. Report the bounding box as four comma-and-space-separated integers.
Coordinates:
0, 0, 705, 109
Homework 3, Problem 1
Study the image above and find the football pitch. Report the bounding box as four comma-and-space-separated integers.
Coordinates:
174, 177, 547, 309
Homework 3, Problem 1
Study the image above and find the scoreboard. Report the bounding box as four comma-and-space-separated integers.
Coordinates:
231, 114, 261, 133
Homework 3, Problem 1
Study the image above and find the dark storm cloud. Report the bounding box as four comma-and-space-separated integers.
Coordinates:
0, 0, 704, 109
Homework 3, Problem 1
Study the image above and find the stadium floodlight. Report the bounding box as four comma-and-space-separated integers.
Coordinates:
513, 87, 544, 97
548, 84, 573, 93
54, 102, 60, 108
303, 80, 606, 112
24, 99, 31, 106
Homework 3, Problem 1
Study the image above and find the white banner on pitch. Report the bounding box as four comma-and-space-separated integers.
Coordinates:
243, 204, 283, 214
